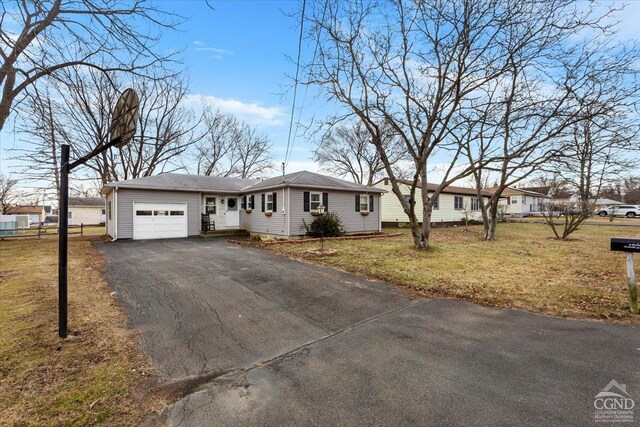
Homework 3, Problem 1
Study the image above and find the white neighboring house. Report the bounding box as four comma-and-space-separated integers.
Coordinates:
552, 195, 624, 211
490, 187, 551, 217
373, 178, 493, 226
68, 197, 106, 225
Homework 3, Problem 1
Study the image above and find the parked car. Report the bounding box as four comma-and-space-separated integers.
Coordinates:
597, 205, 640, 218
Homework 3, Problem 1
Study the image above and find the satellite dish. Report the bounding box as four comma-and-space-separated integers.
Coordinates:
110, 88, 139, 148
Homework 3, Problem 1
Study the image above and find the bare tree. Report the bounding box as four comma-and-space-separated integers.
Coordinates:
0, 0, 180, 132
540, 201, 594, 241
195, 110, 274, 179
460, 3, 638, 240
304, 0, 614, 249
0, 174, 21, 213
313, 121, 405, 185
552, 104, 639, 210
14, 68, 208, 194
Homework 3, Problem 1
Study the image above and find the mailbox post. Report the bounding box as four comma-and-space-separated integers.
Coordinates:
610, 238, 639, 314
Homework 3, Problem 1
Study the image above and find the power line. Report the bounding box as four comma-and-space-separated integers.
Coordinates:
284, 0, 307, 168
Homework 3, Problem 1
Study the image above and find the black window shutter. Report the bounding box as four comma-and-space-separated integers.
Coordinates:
323, 192, 329, 211
273, 192, 277, 212
261, 194, 265, 212
355, 194, 360, 212
303, 191, 310, 212
250, 195, 255, 209
241, 196, 246, 209
369, 195, 374, 212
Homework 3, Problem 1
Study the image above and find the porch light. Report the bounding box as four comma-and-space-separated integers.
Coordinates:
318, 204, 326, 215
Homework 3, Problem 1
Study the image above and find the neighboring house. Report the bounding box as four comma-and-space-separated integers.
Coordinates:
489, 187, 551, 217
373, 178, 493, 226
551, 195, 625, 210
101, 171, 384, 240
68, 197, 106, 225
5, 205, 46, 224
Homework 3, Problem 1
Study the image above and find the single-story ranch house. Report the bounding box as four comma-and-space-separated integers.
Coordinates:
68, 197, 106, 225
490, 187, 551, 217
373, 178, 493, 226
102, 171, 384, 240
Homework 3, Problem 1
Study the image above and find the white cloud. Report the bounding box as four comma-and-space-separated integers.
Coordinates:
195, 47, 234, 55
191, 41, 234, 57
188, 94, 287, 126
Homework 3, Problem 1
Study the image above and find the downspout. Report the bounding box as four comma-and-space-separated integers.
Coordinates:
282, 186, 287, 236
378, 194, 382, 232
112, 187, 118, 241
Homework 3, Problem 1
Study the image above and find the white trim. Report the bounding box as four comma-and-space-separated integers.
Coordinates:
359, 193, 370, 212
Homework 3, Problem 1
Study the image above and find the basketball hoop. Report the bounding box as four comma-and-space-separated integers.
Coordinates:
110, 88, 139, 147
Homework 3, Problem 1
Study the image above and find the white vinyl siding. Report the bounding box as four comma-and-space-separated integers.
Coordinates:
67, 206, 105, 225
374, 181, 487, 224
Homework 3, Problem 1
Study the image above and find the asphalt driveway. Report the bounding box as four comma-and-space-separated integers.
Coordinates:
99, 238, 640, 426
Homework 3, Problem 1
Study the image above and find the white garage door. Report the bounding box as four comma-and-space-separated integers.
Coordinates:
133, 202, 188, 240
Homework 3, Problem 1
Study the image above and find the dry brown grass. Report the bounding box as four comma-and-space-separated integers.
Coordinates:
0, 237, 165, 425
266, 223, 640, 322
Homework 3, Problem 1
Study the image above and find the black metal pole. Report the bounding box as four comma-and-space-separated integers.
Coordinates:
58, 144, 70, 338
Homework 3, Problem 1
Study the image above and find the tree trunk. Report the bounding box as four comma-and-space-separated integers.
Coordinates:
484, 200, 499, 240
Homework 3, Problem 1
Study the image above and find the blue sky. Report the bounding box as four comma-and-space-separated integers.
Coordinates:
0, 0, 321, 180
158, 0, 320, 172
1, 0, 640, 186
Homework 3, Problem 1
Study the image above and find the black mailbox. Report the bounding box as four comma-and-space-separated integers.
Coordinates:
611, 238, 640, 253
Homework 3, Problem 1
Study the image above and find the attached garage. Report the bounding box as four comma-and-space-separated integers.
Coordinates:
133, 202, 187, 240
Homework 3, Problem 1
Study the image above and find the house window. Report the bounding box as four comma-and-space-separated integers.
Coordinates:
511, 196, 518, 204
309, 192, 322, 211
68, 211, 73, 219
402, 194, 412, 206
101, 209, 106, 215
360, 194, 370, 212
108, 201, 112, 220
266, 193, 274, 212
471, 198, 480, 211
170, 210, 184, 216
205, 197, 217, 215
454, 196, 464, 210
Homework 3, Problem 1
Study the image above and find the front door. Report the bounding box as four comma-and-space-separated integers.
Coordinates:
225, 197, 239, 228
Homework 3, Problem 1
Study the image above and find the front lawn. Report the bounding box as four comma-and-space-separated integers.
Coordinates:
266, 223, 640, 322
0, 237, 164, 425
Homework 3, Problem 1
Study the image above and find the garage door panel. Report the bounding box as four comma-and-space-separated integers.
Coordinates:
133, 203, 188, 240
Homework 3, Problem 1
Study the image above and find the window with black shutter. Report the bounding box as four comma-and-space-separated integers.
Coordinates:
303, 191, 310, 212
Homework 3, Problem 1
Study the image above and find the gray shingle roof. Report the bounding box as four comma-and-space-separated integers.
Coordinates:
244, 171, 385, 193
103, 174, 258, 193
103, 171, 384, 194
68, 197, 105, 207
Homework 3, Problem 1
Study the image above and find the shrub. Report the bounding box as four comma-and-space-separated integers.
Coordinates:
303, 212, 345, 238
